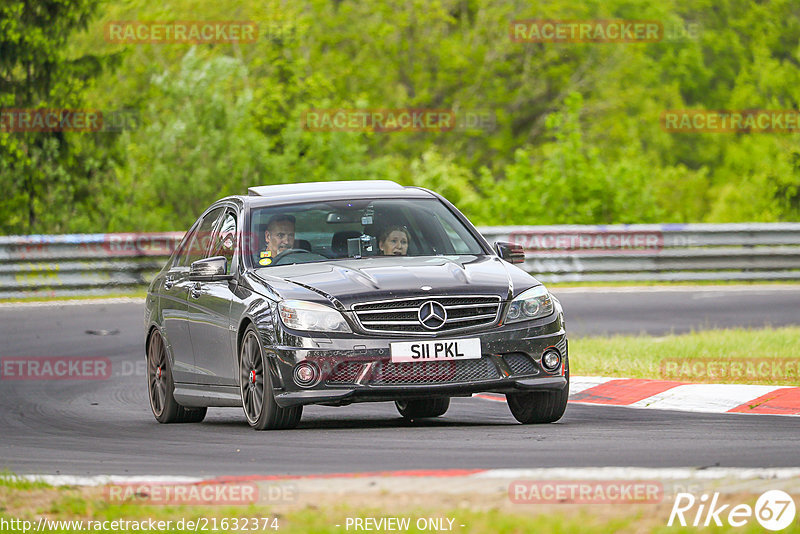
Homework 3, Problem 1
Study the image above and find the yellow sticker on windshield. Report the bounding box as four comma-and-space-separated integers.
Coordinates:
259, 257, 272, 266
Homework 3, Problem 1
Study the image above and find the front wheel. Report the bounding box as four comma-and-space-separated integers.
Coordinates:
147, 330, 206, 423
395, 398, 450, 420
239, 325, 302, 430
506, 356, 569, 424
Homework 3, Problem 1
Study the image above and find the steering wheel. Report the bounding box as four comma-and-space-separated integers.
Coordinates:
270, 248, 324, 266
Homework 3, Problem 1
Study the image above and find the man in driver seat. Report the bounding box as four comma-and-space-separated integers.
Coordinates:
259, 214, 295, 266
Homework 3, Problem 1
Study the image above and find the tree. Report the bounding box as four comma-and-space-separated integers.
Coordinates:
0, 0, 116, 233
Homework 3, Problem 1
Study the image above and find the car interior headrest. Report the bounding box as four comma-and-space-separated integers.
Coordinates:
332, 231, 362, 256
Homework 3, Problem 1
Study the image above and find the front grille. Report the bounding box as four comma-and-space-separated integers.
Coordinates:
370, 357, 500, 385
503, 353, 539, 376
352, 295, 502, 334
324, 362, 364, 384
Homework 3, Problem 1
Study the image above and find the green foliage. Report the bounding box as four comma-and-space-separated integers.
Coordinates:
471, 93, 708, 225
106, 49, 271, 230
3, 0, 800, 233
101, 48, 397, 231
0, 0, 119, 234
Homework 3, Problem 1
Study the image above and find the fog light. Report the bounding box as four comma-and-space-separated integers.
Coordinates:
293, 362, 320, 387
541, 349, 561, 372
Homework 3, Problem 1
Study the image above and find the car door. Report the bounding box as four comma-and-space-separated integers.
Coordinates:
159, 224, 199, 383
165, 206, 225, 383
187, 207, 240, 386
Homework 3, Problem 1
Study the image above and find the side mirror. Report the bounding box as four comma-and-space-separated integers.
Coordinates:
190, 256, 234, 281
494, 242, 525, 264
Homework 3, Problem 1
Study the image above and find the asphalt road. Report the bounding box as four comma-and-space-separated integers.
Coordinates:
1, 287, 799, 476
553, 286, 800, 336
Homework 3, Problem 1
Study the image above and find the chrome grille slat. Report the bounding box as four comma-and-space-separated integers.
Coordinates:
443, 304, 496, 310
361, 320, 420, 325
446, 313, 497, 323
352, 295, 502, 334
358, 307, 420, 314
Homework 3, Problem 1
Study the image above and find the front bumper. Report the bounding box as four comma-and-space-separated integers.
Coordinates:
266, 309, 568, 408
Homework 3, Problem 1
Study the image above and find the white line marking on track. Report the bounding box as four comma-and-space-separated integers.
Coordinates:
13, 474, 202, 486
568, 376, 617, 394
472, 467, 800, 480
631, 384, 788, 412
12, 467, 800, 486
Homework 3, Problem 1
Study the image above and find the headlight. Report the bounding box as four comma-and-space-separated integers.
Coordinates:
278, 300, 352, 333
504, 286, 554, 324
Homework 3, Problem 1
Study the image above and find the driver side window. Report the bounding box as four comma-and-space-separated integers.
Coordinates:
180, 207, 224, 267
210, 211, 237, 274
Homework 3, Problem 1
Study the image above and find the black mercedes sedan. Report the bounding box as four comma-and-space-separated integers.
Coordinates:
144, 180, 568, 430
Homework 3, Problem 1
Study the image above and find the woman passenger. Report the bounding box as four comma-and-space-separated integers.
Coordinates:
378, 225, 410, 256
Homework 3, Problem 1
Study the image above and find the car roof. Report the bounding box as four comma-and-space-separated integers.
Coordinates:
242, 180, 435, 207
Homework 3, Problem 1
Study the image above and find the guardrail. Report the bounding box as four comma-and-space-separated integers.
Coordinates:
0, 233, 183, 299
0, 224, 798, 298
479, 223, 800, 283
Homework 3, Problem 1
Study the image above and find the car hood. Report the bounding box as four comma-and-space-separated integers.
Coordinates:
253, 255, 538, 309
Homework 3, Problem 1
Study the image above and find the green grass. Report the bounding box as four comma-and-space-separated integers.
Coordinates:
0, 472, 52, 490
546, 279, 800, 288
280, 507, 639, 533
1, 483, 797, 534
0, 290, 147, 304
571, 326, 800, 384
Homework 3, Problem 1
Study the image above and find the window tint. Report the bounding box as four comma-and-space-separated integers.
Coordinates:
210, 211, 237, 274
171, 224, 199, 269
436, 214, 474, 254
248, 198, 483, 267
181, 207, 224, 267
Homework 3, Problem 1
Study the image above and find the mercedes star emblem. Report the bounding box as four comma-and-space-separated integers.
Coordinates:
418, 301, 447, 330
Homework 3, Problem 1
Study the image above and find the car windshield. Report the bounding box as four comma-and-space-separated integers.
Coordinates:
247, 198, 485, 267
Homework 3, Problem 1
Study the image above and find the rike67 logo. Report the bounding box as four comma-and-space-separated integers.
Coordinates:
668, 490, 796, 531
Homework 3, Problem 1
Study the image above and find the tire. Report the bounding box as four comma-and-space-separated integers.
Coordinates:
239, 325, 302, 430
395, 398, 450, 420
506, 355, 569, 424
147, 330, 207, 424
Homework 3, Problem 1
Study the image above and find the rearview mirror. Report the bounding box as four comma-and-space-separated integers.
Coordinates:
326, 212, 361, 224
190, 256, 234, 281
494, 242, 525, 264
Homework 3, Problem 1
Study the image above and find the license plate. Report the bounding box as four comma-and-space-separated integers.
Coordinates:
390, 338, 481, 363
